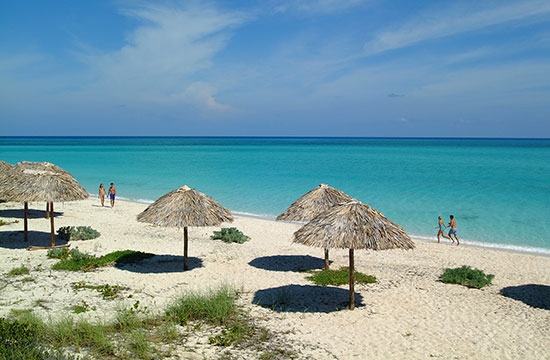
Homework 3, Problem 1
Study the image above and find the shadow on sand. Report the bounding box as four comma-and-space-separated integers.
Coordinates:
0, 208, 63, 219
115, 254, 204, 273
252, 284, 364, 313
500, 284, 550, 310
248, 255, 328, 272
0, 230, 68, 249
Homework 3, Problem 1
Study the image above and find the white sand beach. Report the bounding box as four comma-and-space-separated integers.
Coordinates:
0, 198, 549, 359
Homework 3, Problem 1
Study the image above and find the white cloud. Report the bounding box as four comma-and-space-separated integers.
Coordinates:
78, 3, 248, 104
271, 0, 369, 15
363, 0, 550, 55
173, 82, 233, 113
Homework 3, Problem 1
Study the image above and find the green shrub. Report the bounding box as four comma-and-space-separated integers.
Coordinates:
0, 317, 43, 359
440, 265, 495, 289
7, 266, 30, 277
306, 267, 377, 286
57, 226, 100, 241
211, 227, 250, 244
50, 249, 154, 272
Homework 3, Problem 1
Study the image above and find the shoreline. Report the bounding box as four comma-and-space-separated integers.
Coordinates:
98, 195, 550, 257
0, 198, 549, 359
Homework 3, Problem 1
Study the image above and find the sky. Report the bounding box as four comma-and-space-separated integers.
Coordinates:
1, 0, 550, 137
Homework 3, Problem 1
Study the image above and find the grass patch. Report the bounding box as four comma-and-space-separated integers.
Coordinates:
440, 265, 495, 289
164, 285, 239, 326
7, 266, 30, 277
305, 267, 377, 286
211, 227, 250, 244
2, 285, 297, 359
48, 249, 155, 272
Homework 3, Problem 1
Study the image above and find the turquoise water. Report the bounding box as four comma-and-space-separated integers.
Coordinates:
1, 137, 549, 253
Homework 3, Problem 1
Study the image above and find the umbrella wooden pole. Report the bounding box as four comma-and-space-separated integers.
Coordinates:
183, 226, 189, 271
324, 248, 330, 270
49, 202, 55, 247
46, 202, 50, 219
24, 202, 29, 242
349, 248, 355, 310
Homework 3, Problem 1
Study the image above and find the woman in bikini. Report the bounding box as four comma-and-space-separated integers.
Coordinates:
437, 216, 451, 243
98, 183, 106, 207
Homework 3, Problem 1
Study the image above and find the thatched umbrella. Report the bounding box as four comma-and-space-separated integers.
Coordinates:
293, 200, 415, 310
0, 160, 12, 174
137, 185, 233, 270
277, 184, 354, 269
0, 161, 89, 248
0, 161, 14, 199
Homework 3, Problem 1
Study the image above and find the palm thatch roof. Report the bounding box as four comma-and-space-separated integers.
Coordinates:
0, 161, 14, 200
278, 183, 355, 269
294, 200, 414, 251
137, 185, 233, 270
137, 185, 233, 227
0, 160, 12, 173
0, 161, 88, 249
0, 161, 88, 202
277, 184, 354, 222
293, 200, 414, 310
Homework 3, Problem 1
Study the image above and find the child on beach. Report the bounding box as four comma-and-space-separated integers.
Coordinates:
437, 216, 451, 243
99, 183, 106, 207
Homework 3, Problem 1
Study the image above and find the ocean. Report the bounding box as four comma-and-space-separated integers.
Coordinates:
1, 137, 549, 254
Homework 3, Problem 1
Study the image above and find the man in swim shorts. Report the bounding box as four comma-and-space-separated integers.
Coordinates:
448, 215, 459, 246
109, 182, 117, 208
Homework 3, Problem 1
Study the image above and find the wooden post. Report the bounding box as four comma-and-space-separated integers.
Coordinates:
46, 202, 50, 218
24, 202, 29, 242
349, 248, 355, 310
183, 226, 189, 270
324, 248, 330, 270
49, 202, 55, 248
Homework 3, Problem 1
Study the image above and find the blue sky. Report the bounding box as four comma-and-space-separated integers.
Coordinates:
1, 0, 549, 137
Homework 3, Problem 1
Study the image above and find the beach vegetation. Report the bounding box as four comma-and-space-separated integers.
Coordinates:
440, 265, 495, 289
57, 226, 100, 241
72, 282, 129, 300
305, 267, 377, 286
2, 285, 296, 360
49, 249, 155, 272
164, 284, 239, 326
211, 227, 250, 244
7, 266, 30, 277
72, 301, 92, 314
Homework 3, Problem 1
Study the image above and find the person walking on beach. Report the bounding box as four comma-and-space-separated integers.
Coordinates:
448, 215, 460, 245
108, 182, 117, 208
98, 183, 106, 207
437, 216, 451, 243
